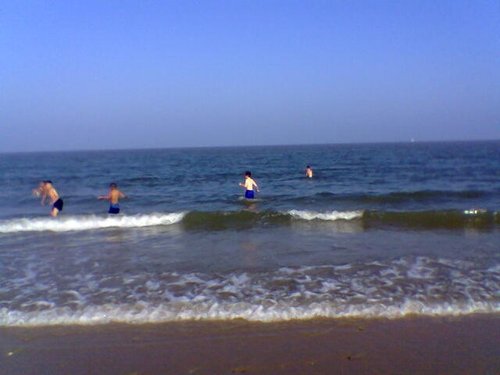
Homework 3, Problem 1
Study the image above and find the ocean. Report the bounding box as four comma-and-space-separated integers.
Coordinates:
0, 141, 499, 326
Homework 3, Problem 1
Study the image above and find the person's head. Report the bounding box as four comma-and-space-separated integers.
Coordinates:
306, 165, 311, 169
244, 171, 252, 178
42, 180, 53, 188
109, 183, 118, 190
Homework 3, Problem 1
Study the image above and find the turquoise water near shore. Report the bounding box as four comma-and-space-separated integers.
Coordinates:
0, 141, 498, 325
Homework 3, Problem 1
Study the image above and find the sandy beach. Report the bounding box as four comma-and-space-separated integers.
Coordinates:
1, 315, 498, 375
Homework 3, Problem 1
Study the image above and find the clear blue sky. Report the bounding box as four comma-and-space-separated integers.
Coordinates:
1, 0, 499, 151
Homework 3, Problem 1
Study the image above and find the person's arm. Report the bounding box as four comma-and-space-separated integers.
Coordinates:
32, 187, 41, 197
119, 191, 126, 199
97, 193, 110, 200
253, 181, 260, 192
40, 191, 47, 205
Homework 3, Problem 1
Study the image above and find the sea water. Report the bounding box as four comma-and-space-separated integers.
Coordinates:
0, 141, 498, 325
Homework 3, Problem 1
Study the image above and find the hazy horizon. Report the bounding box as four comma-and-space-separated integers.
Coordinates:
1, 1, 499, 152
1, 138, 498, 155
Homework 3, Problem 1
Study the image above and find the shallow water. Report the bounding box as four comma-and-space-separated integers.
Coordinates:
0, 141, 499, 325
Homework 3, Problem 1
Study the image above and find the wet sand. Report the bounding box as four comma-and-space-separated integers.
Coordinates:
1, 315, 498, 375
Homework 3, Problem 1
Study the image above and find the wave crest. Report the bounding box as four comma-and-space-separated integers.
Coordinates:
288, 209, 363, 221
0, 213, 185, 233
0, 209, 497, 233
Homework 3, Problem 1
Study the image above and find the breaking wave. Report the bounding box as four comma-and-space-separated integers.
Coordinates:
0, 213, 186, 233
0, 209, 497, 233
288, 209, 363, 221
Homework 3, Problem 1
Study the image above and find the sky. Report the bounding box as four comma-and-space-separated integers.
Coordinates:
1, 0, 499, 152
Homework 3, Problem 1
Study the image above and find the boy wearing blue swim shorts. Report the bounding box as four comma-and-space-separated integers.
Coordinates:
98, 183, 126, 214
239, 171, 259, 199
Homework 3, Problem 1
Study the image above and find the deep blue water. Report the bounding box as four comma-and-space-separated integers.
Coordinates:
1, 141, 499, 217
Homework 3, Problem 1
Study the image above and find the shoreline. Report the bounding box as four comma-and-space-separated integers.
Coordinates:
1, 315, 498, 374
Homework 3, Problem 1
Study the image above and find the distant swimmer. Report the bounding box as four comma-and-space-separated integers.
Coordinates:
98, 183, 126, 214
33, 180, 64, 217
239, 171, 259, 199
305, 165, 313, 178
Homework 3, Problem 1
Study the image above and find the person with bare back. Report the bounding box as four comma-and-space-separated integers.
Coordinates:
98, 183, 126, 214
33, 180, 64, 217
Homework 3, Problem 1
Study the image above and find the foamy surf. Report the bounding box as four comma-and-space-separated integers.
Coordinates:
0, 213, 185, 233
288, 209, 363, 221
1, 300, 497, 327
2, 256, 497, 326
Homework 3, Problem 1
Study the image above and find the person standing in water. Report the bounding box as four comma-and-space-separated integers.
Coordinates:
305, 165, 313, 178
33, 180, 64, 217
98, 183, 126, 214
239, 171, 259, 199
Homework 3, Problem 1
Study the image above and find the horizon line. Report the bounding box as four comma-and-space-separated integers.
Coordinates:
1, 138, 499, 155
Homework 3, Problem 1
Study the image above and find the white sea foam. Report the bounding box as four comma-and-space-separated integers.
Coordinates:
1, 256, 498, 326
0, 300, 497, 326
0, 213, 185, 233
288, 209, 363, 221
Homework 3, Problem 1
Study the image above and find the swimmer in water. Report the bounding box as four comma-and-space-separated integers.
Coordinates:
98, 183, 126, 214
33, 180, 64, 217
239, 171, 259, 199
305, 165, 313, 178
